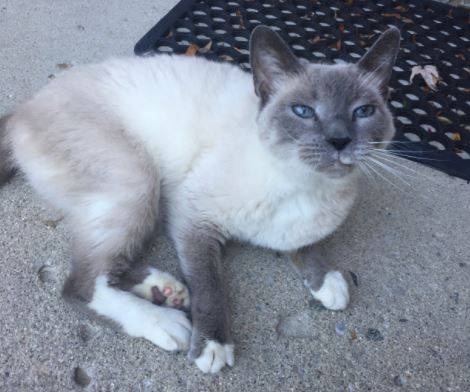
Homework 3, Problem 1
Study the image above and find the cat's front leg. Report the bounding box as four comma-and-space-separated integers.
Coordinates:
173, 226, 234, 373
290, 244, 349, 310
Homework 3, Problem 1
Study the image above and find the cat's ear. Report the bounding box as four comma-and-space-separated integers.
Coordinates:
250, 25, 303, 105
357, 27, 401, 99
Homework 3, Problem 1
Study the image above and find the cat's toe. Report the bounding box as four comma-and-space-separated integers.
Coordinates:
194, 341, 234, 374
143, 307, 192, 351
132, 268, 190, 309
310, 271, 349, 310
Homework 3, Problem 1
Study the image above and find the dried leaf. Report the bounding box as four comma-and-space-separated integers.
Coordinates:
56, 63, 72, 70
335, 40, 342, 50
344, 0, 354, 5
198, 40, 212, 54
450, 133, 461, 141
402, 17, 413, 23
185, 43, 199, 56
165, 30, 174, 38
338, 24, 345, 33
309, 36, 325, 44
350, 330, 358, 341
455, 53, 465, 61
382, 13, 402, 20
410, 65, 440, 91
236, 9, 245, 30
437, 116, 452, 125
394, 5, 409, 12
219, 55, 234, 62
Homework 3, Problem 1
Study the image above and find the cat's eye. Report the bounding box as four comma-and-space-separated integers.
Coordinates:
353, 105, 375, 119
292, 104, 315, 119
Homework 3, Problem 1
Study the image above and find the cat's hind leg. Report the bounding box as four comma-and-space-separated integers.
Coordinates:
62, 183, 192, 351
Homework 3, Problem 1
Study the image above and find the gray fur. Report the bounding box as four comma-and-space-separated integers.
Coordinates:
0, 115, 16, 185
251, 26, 399, 179
0, 26, 401, 366
290, 244, 332, 291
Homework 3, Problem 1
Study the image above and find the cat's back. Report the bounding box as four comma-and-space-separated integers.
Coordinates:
10, 54, 256, 183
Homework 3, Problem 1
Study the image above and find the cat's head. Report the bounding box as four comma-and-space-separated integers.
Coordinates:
250, 25, 400, 178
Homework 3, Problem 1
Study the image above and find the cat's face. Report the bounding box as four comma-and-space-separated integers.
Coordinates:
250, 26, 401, 178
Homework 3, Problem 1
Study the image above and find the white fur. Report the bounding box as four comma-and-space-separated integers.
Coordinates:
194, 340, 234, 374
88, 276, 191, 351
97, 55, 356, 252
310, 271, 349, 310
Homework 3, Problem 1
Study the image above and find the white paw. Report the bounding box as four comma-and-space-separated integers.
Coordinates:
132, 268, 190, 309
194, 341, 234, 374
310, 271, 349, 310
140, 306, 192, 351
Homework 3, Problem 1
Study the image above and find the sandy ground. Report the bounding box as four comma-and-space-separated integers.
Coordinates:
1, 1, 469, 391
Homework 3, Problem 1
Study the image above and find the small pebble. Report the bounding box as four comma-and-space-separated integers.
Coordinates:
77, 24, 85, 31
73, 367, 91, 387
335, 322, 346, 336
398, 318, 408, 323
458, 262, 466, 268
37, 265, 56, 284
276, 310, 317, 338
450, 292, 459, 304
365, 328, 384, 342
348, 271, 359, 287
432, 231, 445, 239
393, 375, 406, 387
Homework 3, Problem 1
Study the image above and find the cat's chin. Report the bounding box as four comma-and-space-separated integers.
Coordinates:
316, 161, 355, 179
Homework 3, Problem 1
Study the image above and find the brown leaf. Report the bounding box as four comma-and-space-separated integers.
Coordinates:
165, 30, 174, 38
198, 40, 212, 54
338, 24, 345, 33
450, 133, 461, 141
455, 53, 465, 61
335, 40, 342, 50
402, 17, 413, 23
394, 5, 409, 12
437, 116, 452, 125
350, 330, 358, 341
410, 65, 440, 91
344, 0, 354, 5
382, 12, 402, 20
219, 55, 234, 62
185, 43, 199, 56
309, 36, 325, 44
236, 9, 245, 30
56, 63, 72, 70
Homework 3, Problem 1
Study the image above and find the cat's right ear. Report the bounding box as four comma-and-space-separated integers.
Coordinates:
249, 26, 303, 105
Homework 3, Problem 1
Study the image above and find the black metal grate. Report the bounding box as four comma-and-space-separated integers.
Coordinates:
135, 0, 470, 180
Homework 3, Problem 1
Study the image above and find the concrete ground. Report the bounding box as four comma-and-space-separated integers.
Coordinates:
1, 1, 469, 391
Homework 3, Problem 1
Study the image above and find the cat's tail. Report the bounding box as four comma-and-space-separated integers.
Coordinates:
0, 114, 17, 186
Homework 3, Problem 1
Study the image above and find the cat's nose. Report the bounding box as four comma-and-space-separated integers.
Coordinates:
327, 137, 352, 151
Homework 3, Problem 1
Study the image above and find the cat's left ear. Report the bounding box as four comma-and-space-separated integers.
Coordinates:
250, 25, 303, 105
357, 27, 401, 99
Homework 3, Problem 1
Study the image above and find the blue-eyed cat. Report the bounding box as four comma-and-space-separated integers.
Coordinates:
0, 26, 400, 373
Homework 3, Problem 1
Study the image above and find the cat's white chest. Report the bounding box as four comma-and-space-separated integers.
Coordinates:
228, 180, 356, 252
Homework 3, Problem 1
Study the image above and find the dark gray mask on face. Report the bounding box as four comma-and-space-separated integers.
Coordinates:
249, 25, 401, 177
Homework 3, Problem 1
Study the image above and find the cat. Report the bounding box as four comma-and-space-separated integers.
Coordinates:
0, 25, 400, 373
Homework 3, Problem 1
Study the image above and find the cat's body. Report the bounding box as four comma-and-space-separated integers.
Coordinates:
0, 26, 400, 373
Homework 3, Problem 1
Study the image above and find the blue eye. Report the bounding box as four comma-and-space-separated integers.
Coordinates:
353, 105, 375, 119
292, 104, 315, 119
